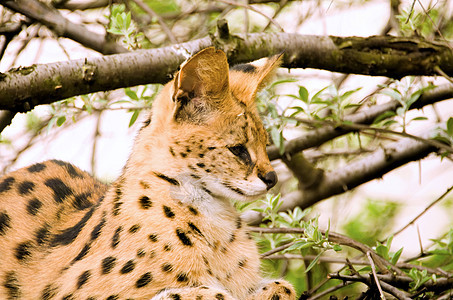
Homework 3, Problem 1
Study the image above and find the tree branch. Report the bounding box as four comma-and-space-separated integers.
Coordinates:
2, 0, 127, 55
243, 123, 443, 224
0, 31, 452, 111
267, 83, 453, 160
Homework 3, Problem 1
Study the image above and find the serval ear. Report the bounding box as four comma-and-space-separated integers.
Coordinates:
172, 47, 229, 124
229, 53, 282, 106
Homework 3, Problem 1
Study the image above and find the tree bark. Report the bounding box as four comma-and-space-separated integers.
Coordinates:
0, 33, 452, 111
2, 0, 127, 55
267, 84, 453, 160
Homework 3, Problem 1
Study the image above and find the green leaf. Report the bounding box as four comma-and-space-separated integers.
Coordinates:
56, 116, 66, 127
373, 111, 396, 124
381, 89, 402, 103
447, 117, 453, 136
125, 11, 131, 30
390, 247, 403, 265
375, 243, 389, 260
270, 78, 298, 89
305, 251, 323, 273
333, 244, 342, 252
125, 88, 139, 101
129, 110, 139, 127
411, 116, 428, 122
298, 86, 309, 103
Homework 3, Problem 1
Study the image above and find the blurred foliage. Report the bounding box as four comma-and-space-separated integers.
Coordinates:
343, 199, 400, 246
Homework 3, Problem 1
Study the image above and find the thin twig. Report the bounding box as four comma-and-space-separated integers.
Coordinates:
215, 0, 284, 31
260, 241, 295, 258
129, 0, 178, 44
391, 185, 453, 238
367, 251, 386, 300
434, 65, 453, 85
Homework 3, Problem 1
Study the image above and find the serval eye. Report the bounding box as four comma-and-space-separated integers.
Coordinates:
228, 145, 252, 164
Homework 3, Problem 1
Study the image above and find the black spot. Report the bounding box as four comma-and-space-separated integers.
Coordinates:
170, 294, 181, 300
27, 163, 46, 173
236, 217, 242, 229
139, 195, 152, 209
129, 224, 140, 233
106, 295, 119, 300
26, 198, 42, 215
161, 263, 173, 272
73, 243, 90, 262
238, 259, 247, 268
191, 174, 200, 180
154, 173, 179, 186
3, 271, 21, 298
283, 287, 292, 295
136, 272, 152, 288
140, 180, 150, 189
180, 152, 187, 158
41, 284, 57, 300
196, 163, 205, 168
231, 63, 256, 73
271, 295, 280, 300
148, 233, 158, 242
223, 182, 244, 195
198, 153, 204, 158
112, 185, 123, 216
120, 260, 135, 274
35, 225, 50, 245
188, 206, 198, 215
111, 226, 122, 249
15, 241, 32, 261
51, 160, 83, 178
77, 270, 90, 288
169, 147, 176, 157
176, 228, 193, 246
18, 181, 35, 195
176, 272, 189, 282
274, 281, 280, 285
207, 146, 216, 150
0, 177, 15, 193
0, 212, 11, 235
101, 256, 116, 274
163, 243, 172, 251
62, 294, 74, 300
44, 178, 73, 203
51, 206, 95, 246
215, 294, 225, 300
163, 205, 175, 218
142, 117, 151, 128
188, 222, 203, 237
137, 249, 146, 258
91, 214, 106, 241
229, 233, 236, 243
73, 193, 93, 210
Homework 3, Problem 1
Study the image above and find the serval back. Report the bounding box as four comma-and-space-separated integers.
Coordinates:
0, 47, 296, 300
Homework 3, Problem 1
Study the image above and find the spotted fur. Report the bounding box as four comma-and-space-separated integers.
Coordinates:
0, 48, 295, 299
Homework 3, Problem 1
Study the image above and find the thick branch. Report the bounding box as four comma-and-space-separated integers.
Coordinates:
267, 83, 453, 160
2, 0, 127, 55
0, 33, 452, 111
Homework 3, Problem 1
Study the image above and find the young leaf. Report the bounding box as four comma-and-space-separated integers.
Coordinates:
447, 117, 453, 137
305, 251, 324, 273
298, 86, 309, 103
129, 110, 139, 127
56, 116, 66, 127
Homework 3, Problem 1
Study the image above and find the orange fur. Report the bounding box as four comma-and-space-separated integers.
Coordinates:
0, 48, 295, 300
